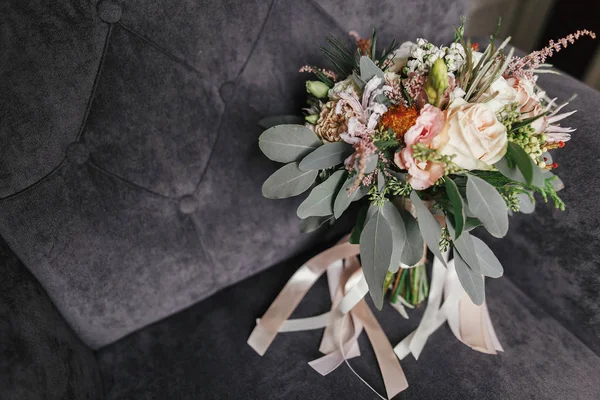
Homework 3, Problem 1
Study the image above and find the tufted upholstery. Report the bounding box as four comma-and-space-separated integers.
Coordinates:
0, 0, 469, 348
3, 1, 600, 399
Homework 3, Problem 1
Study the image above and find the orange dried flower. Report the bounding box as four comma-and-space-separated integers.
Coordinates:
379, 105, 419, 139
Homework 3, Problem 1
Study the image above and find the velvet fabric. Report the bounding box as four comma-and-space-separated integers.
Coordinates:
0, 237, 103, 400
0, 0, 469, 348
2, 0, 600, 399
97, 249, 600, 400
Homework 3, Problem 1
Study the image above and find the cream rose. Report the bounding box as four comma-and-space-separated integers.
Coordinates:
506, 77, 536, 110
433, 99, 508, 170
484, 76, 517, 112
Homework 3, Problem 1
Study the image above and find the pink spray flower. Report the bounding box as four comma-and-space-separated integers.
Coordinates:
395, 104, 446, 190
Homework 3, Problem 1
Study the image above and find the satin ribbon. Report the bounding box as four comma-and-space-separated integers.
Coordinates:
249, 232, 503, 398
395, 255, 503, 360
247, 239, 359, 355
248, 239, 409, 399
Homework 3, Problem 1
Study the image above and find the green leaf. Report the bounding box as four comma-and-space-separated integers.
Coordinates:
400, 210, 424, 266
258, 115, 305, 129
470, 236, 504, 278
517, 192, 535, 214
380, 202, 406, 273
299, 142, 353, 171
262, 163, 318, 199
464, 217, 482, 231
296, 170, 345, 218
410, 191, 446, 266
333, 176, 366, 218
259, 124, 322, 163
377, 170, 386, 192
360, 206, 394, 310
364, 154, 378, 174
360, 55, 385, 83
542, 170, 564, 192
349, 204, 368, 244
507, 142, 534, 185
445, 177, 465, 239
300, 215, 333, 233
494, 155, 526, 184
531, 162, 545, 188
447, 218, 480, 272
454, 251, 485, 305
465, 174, 508, 238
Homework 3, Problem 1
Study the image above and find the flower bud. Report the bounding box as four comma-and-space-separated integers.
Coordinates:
306, 80, 329, 99
305, 114, 319, 124
425, 59, 449, 107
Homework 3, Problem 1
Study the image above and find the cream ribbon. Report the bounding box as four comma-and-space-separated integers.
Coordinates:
394, 254, 503, 360
248, 235, 503, 399
248, 239, 409, 399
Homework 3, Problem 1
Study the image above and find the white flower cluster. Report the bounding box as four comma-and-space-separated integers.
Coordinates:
405, 39, 465, 74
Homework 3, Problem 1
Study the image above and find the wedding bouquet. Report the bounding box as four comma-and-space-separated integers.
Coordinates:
250, 20, 594, 398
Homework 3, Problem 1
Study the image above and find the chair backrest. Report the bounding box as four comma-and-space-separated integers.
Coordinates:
0, 0, 469, 348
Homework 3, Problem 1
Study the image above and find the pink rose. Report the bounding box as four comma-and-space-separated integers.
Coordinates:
521, 97, 548, 134
395, 105, 446, 190
506, 77, 536, 110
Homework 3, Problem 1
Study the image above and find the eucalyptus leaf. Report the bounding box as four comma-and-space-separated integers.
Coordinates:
377, 170, 386, 192
447, 217, 480, 272
517, 192, 535, 214
363, 154, 378, 174
531, 162, 545, 188
470, 236, 504, 278
380, 202, 407, 273
360, 55, 385, 83
400, 210, 424, 266
464, 217, 482, 231
297, 170, 345, 219
300, 215, 333, 233
465, 174, 508, 238
410, 191, 446, 266
299, 142, 353, 171
349, 204, 368, 244
258, 115, 305, 129
259, 124, 322, 163
333, 176, 366, 219
542, 170, 564, 191
445, 177, 465, 239
508, 142, 534, 185
262, 163, 318, 199
454, 251, 485, 305
360, 206, 394, 310
494, 155, 526, 185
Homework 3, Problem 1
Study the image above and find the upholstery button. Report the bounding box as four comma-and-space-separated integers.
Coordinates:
179, 195, 198, 214
97, 0, 122, 23
219, 81, 236, 102
66, 142, 89, 165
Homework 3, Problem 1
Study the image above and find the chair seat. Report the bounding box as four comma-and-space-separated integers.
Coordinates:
97, 249, 600, 400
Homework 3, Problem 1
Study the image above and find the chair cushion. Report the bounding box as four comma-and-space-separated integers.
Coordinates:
0, 0, 468, 348
0, 237, 102, 400
97, 250, 600, 399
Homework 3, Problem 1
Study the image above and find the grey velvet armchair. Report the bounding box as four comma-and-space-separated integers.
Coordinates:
1, 0, 599, 399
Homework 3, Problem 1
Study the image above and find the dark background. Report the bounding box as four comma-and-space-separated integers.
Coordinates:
536, 0, 600, 79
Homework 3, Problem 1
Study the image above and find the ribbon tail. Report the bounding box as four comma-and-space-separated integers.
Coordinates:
247, 241, 359, 356
354, 299, 409, 398
320, 258, 360, 354
444, 260, 504, 355
394, 252, 449, 361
